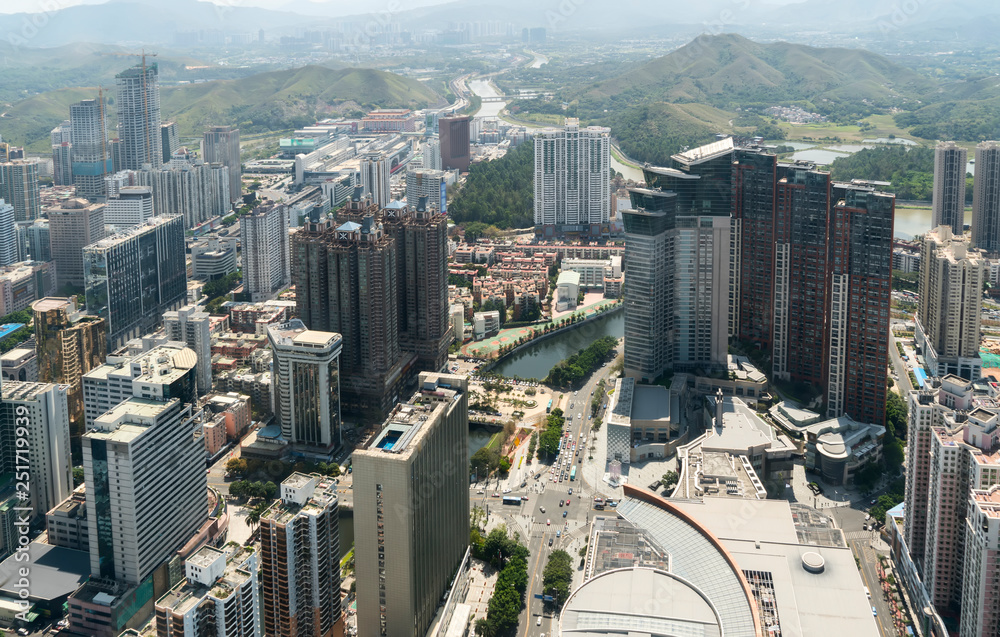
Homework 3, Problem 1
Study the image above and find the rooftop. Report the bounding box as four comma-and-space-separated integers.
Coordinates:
361, 373, 465, 458
85, 214, 181, 250
89, 397, 177, 438
671, 137, 735, 166
0, 544, 89, 601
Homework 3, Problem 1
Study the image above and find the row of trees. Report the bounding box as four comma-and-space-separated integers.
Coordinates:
536, 409, 566, 460
228, 480, 278, 501
542, 550, 574, 609
471, 526, 530, 636
544, 336, 619, 387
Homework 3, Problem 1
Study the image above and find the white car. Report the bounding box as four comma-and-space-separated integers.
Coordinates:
502, 488, 512, 494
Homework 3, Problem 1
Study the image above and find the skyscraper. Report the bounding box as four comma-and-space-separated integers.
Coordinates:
51, 120, 73, 187
241, 202, 290, 302
104, 185, 154, 228
0, 199, 15, 267
69, 98, 111, 199
360, 151, 391, 208
267, 319, 342, 457
202, 125, 242, 203
48, 198, 105, 288
260, 473, 342, 637
135, 155, 230, 228
971, 140, 1000, 255
115, 61, 162, 170
405, 167, 451, 213
621, 201, 671, 382
533, 118, 611, 237
33, 296, 107, 439
163, 305, 213, 396
353, 373, 469, 637
916, 225, 986, 380
293, 205, 409, 416
160, 121, 179, 164
932, 141, 968, 233
83, 215, 186, 350
82, 396, 206, 584
0, 160, 40, 221
0, 381, 72, 520
20, 219, 50, 263
438, 115, 471, 172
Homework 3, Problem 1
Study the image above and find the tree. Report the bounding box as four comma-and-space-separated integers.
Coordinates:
226, 457, 248, 476
471, 447, 500, 478
73, 466, 85, 487
474, 618, 494, 637
498, 456, 511, 474
661, 471, 679, 489
542, 549, 574, 608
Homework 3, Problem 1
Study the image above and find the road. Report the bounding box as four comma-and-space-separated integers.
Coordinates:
888, 328, 913, 393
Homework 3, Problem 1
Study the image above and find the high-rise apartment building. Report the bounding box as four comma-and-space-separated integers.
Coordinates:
405, 167, 451, 214
51, 120, 73, 186
115, 62, 162, 170
932, 141, 968, 234
422, 137, 441, 170
48, 198, 105, 288
917, 225, 986, 380
241, 202, 290, 302
293, 207, 410, 416
971, 141, 1000, 255
163, 305, 213, 396
0, 200, 15, 267
83, 215, 186, 350
19, 218, 50, 263
0, 381, 72, 520
202, 125, 242, 203
622, 138, 733, 381
353, 373, 469, 637
360, 152, 391, 208
160, 121, 179, 164
259, 473, 342, 637
33, 296, 107, 438
267, 319, 342, 457
154, 545, 260, 637
82, 396, 206, 585
104, 185, 154, 227
69, 98, 111, 199
0, 160, 40, 221
438, 115, 471, 172
135, 155, 230, 228
533, 118, 611, 236
961, 486, 1000, 637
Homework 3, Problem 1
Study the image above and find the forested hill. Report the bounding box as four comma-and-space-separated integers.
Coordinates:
448, 139, 535, 230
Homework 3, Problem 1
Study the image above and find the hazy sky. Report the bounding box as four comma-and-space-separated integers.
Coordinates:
0, 0, 454, 13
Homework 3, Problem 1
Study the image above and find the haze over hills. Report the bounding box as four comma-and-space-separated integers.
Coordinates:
0, 65, 443, 150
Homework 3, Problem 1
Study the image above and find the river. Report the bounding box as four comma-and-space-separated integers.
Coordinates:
469, 79, 505, 119
491, 310, 625, 380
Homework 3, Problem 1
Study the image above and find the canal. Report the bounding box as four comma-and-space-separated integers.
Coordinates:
491, 310, 625, 380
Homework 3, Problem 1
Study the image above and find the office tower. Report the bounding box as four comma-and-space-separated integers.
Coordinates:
202, 125, 242, 203
405, 167, 451, 213
533, 118, 611, 236
293, 209, 408, 416
0, 200, 15, 267
154, 545, 260, 637
260, 473, 342, 637
439, 115, 471, 172
20, 219, 50, 263
916, 225, 986, 380
115, 61, 162, 170
135, 156, 230, 228
360, 151, 391, 208
385, 199, 451, 372
48, 198, 105, 288
971, 141, 1000, 255
160, 121, 179, 163
82, 343, 195, 428
241, 202, 290, 302
0, 160, 40, 221
104, 185, 154, 227
51, 120, 73, 186
69, 98, 111, 199
0, 382, 72, 520
422, 137, 441, 170
33, 296, 106, 439
932, 141, 968, 233
163, 305, 213, 396
354, 372, 469, 637
268, 319, 342, 456
83, 215, 186, 350
622, 139, 733, 382
82, 396, 206, 584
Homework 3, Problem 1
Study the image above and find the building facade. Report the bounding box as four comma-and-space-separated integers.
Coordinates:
163, 305, 213, 396
134, 155, 230, 228
69, 98, 112, 199
83, 215, 187, 350
972, 141, 1000, 255
533, 118, 611, 236
104, 186, 154, 228
0, 160, 40, 221
360, 152, 391, 208
48, 198, 105, 288
353, 373, 469, 637
115, 62, 162, 170
439, 115, 471, 172
932, 141, 968, 234
241, 203, 290, 302
202, 125, 242, 203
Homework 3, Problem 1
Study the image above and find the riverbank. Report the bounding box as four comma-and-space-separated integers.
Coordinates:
465, 300, 623, 377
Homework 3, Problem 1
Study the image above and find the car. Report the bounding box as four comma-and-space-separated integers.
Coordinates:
547, 519, 551, 525
865, 586, 871, 598
565, 500, 570, 507
540, 506, 546, 513
537, 616, 543, 626
556, 530, 561, 537
548, 538, 554, 547
870, 499, 877, 505
872, 606, 877, 617
559, 500, 563, 507
502, 488, 512, 494
520, 481, 528, 488
521, 496, 529, 501
563, 511, 568, 518
578, 457, 583, 463
569, 488, 573, 495
492, 493, 500, 498
17, 630, 28, 636
863, 524, 868, 531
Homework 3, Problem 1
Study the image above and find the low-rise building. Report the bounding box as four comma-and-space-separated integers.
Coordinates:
45, 485, 89, 552
606, 377, 693, 464
556, 270, 580, 311
773, 408, 886, 485
190, 237, 238, 281
0, 347, 36, 382
472, 311, 500, 340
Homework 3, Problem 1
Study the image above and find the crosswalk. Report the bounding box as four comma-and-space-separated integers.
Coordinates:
845, 530, 875, 540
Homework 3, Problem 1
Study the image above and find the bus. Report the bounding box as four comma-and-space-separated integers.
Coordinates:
546, 399, 553, 413
502, 496, 521, 506
570, 466, 577, 481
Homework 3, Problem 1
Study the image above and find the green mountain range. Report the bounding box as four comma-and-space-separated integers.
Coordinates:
0, 65, 443, 151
